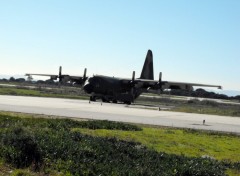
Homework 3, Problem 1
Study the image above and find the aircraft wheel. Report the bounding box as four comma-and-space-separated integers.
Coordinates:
102, 97, 107, 102
124, 101, 131, 105
90, 96, 96, 101
112, 100, 117, 103
102, 97, 110, 103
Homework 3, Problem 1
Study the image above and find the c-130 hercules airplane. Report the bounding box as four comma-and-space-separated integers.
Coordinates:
26, 50, 221, 104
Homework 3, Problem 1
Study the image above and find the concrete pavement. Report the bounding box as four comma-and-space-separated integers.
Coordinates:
0, 95, 240, 134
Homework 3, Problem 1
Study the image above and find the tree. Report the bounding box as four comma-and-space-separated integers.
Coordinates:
15, 78, 25, 82
9, 77, 15, 82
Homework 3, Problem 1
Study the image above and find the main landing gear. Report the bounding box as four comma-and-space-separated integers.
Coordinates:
90, 96, 96, 101
89, 96, 119, 104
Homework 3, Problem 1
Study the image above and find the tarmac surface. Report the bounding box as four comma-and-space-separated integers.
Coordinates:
0, 95, 240, 134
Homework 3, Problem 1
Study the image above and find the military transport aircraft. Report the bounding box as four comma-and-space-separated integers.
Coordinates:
26, 50, 221, 104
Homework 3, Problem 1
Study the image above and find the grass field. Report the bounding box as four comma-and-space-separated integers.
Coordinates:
0, 111, 240, 175
75, 127, 240, 162
173, 106, 240, 117
136, 96, 240, 117
0, 87, 89, 100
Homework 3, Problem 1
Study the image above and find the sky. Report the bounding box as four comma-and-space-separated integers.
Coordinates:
0, 0, 239, 92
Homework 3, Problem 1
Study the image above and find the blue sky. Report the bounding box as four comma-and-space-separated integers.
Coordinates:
0, 0, 239, 91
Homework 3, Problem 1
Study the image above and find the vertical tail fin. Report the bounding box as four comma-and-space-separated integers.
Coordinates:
140, 50, 154, 80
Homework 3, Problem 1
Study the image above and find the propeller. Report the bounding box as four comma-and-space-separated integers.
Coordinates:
156, 72, 163, 94
159, 72, 162, 83
58, 66, 63, 82
130, 71, 136, 102
57, 66, 87, 85
83, 68, 87, 80
132, 71, 135, 82
58, 66, 69, 84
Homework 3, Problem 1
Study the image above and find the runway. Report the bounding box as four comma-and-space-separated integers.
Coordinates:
0, 95, 240, 134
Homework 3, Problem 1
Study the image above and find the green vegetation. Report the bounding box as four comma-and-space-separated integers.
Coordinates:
73, 120, 142, 131
173, 99, 240, 117
0, 87, 42, 96
0, 87, 88, 100
75, 127, 240, 162
173, 105, 240, 117
1, 112, 239, 175
137, 97, 240, 117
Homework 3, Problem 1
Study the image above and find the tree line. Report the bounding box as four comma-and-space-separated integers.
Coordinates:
166, 88, 240, 101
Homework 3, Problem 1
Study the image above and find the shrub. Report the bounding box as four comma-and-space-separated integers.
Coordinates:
10, 169, 33, 176
77, 120, 142, 131
0, 115, 231, 175
1, 127, 42, 168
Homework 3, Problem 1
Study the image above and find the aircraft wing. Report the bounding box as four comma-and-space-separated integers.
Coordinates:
25, 73, 87, 84
25, 67, 88, 85
25, 73, 59, 79
158, 81, 222, 91
121, 78, 222, 91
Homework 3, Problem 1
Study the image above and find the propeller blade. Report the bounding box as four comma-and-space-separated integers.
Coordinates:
59, 66, 62, 82
132, 71, 135, 82
129, 71, 136, 103
131, 87, 134, 103
83, 68, 87, 80
159, 72, 162, 82
59, 66, 62, 77
157, 72, 163, 94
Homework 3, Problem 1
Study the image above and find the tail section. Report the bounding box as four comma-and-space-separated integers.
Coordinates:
140, 50, 154, 80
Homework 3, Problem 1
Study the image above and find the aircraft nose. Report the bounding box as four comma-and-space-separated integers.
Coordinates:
83, 83, 94, 94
